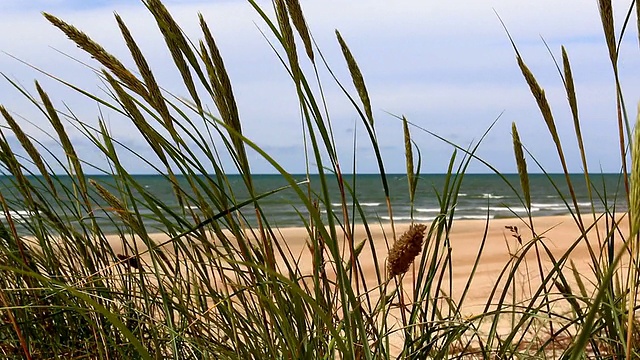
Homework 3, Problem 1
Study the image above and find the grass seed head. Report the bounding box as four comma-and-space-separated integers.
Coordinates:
285, 0, 314, 62
511, 122, 530, 209
43, 13, 147, 98
336, 30, 374, 127
388, 223, 427, 277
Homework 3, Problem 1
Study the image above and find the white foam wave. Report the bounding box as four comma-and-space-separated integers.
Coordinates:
531, 203, 562, 208
531, 203, 570, 211
415, 207, 441, 213
0, 210, 35, 221
484, 206, 540, 212
381, 214, 494, 222
482, 193, 505, 199
331, 202, 381, 207
380, 216, 436, 222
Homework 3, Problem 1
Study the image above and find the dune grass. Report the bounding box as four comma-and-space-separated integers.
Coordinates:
0, 0, 638, 358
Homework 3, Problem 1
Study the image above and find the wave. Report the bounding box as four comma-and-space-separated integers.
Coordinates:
533, 201, 592, 208
479, 206, 540, 212
415, 207, 441, 213
380, 216, 437, 222
331, 202, 381, 207
482, 193, 505, 199
380, 214, 494, 222
531, 202, 563, 208
531, 203, 570, 211
0, 210, 35, 221
455, 215, 494, 220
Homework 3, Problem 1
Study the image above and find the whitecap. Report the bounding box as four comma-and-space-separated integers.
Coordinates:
482, 193, 505, 199
415, 207, 441, 213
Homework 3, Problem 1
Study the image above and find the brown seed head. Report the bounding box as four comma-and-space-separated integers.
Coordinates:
388, 224, 427, 277
285, 0, 314, 62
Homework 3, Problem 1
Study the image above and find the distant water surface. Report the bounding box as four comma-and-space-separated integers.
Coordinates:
0, 173, 627, 234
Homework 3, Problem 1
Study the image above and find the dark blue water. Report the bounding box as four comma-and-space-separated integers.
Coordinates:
0, 173, 627, 234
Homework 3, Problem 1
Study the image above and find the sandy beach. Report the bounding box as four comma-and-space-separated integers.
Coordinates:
25, 211, 627, 356
106, 213, 628, 314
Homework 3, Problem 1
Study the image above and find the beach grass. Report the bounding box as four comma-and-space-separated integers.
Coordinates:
0, 0, 638, 358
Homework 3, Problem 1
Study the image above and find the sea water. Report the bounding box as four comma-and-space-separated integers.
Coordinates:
0, 173, 627, 234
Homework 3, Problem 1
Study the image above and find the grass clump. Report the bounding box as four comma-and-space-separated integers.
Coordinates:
0, 0, 638, 359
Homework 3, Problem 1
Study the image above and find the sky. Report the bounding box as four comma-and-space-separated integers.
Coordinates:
0, 0, 638, 175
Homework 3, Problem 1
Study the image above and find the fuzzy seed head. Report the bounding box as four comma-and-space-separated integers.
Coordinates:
388, 224, 427, 277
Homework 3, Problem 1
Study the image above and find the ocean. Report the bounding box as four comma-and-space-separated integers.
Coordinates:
0, 173, 628, 234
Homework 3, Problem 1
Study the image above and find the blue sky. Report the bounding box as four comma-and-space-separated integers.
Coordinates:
0, 0, 638, 174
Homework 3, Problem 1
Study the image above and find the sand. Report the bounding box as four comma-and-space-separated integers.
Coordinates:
98, 213, 631, 355
106, 213, 628, 311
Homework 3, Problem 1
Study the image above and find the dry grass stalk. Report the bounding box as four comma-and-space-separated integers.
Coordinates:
199, 15, 241, 136
597, 0, 617, 64
144, 0, 203, 113
115, 14, 174, 134
0, 289, 32, 360
199, 41, 229, 122
285, 0, 314, 63
388, 224, 427, 277
0, 135, 31, 205
562, 47, 579, 123
35, 81, 89, 206
199, 15, 235, 111
630, 103, 640, 237
275, 0, 300, 80
511, 122, 530, 209
627, 103, 640, 358
43, 13, 147, 98
197, 35, 251, 184
0, 106, 56, 196
89, 179, 126, 215
102, 71, 170, 167
170, 38, 203, 114
103, 70, 185, 207
145, 0, 198, 67
562, 47, 597, 230
336, 30, 374, 127
89, 179, 144, 238
90, 178, 176, 273
403, 116, 415, 202
516, 56, 560, 150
